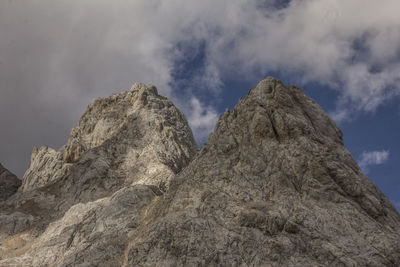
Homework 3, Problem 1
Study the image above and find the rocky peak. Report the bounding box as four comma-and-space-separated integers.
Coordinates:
1, 82, 198, 265
123, 77, 400, 266
20, 83, 197, 193
1, 78, 399, 266
210, 77, 343, 147
63, 82, 165, 163
130, 82, 158, 95
0, 163, 21, 201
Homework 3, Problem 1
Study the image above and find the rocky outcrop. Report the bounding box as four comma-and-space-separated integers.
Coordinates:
0, 83, 197, 265
1, 78, 399, 266
1, 184, 158, 266
20, 83, 197, 193
20, 146, 71, 192
0, 164, 20, 202
123, 77, 400, 266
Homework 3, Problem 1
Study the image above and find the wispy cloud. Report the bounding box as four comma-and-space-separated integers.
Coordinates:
358, 150, 390, 173
186, 98, 219, 142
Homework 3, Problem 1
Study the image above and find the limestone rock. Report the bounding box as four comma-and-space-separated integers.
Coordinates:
0, 163, 20, 202
1, 185, 157, 267
124, 77, 400, 266
20, 83, 197, 193
20, 146, 71, 192
0, 83, 197, 264
1, 78, 399, 266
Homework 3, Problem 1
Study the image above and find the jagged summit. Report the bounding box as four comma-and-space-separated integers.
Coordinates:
63, 82, 161, 164
1, 78, 399, 266
246, 77, 343, 143
20, 82, 197, 192
0, 82, 197, 265
130, 82, 158, 93
125, 77, 400, 266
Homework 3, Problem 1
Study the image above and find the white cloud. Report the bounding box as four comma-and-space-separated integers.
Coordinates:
2, 0, 400, 174
3, 0, 400, 126
186, 98, 219, 142
358, 150, 390, 173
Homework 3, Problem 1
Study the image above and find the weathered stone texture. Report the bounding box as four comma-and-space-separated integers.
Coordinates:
0, 83, 197, 265
124, 78, 400, 266
20, 83, 197, 193
1, 78, 399, 266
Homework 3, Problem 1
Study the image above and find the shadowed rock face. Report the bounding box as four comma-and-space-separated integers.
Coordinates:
1, 78, 399, 266
0, 164, 20, 202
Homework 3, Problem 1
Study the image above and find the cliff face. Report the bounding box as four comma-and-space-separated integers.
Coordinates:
0, 83, 197, 265
124, 78, 400, 266
20, 83, 197, 193
1, 78, 399, 266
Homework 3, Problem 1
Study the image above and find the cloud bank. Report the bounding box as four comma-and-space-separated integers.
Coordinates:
1, 0, 400, 176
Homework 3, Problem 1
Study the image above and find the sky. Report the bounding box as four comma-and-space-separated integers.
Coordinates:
0, 0, 399, 210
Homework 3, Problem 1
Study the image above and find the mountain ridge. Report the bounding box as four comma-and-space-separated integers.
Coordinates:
1, 77, 399, 266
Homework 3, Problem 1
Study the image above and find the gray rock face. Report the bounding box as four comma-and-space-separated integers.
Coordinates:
20, 83, 197, 193
0, 163, 20, 202
124, 78, 400, 266
0, 83, 197, 265
20, 146, 71, 192
1, 78, 399, 266
1, 185, 158, 267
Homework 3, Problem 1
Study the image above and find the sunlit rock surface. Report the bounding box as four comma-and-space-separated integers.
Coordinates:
1, 78, 399, 266
0, 83, 197, 266
123, 78, 400, 266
